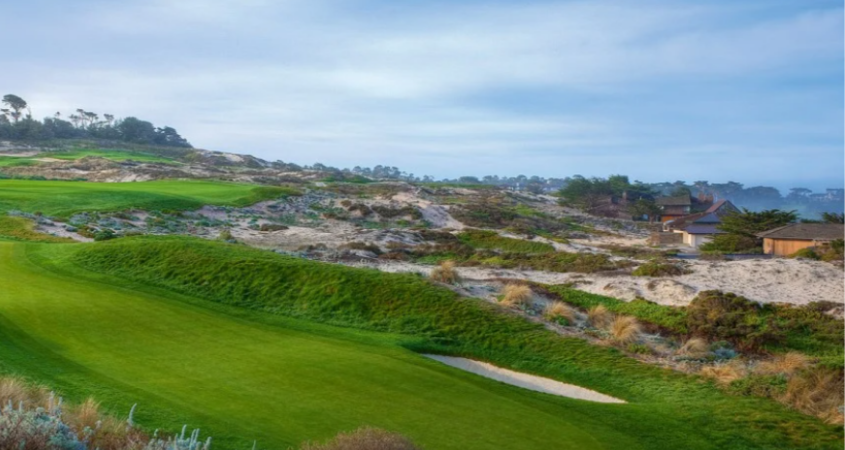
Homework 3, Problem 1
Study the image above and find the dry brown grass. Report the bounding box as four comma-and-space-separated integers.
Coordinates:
0, 377, 50, 409
678, 338, 709, 358
755, 352, 811, 376
780, 367, 844, 425
0, 376, 148, 450
300, 427, 420, 450
430, 260, 459, 284
699, 361, 747, 385
500, 284, 533, 307
587, 305, 614, 329
609, 316, 642, 344
543, 301, 576, 323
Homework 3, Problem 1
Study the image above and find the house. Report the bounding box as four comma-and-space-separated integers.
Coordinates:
757, 223, 844, 256
656, 195, 692, 222
664, 200, 739, 248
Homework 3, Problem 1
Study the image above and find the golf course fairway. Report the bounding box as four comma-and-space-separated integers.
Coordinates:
0, 239, 839, 449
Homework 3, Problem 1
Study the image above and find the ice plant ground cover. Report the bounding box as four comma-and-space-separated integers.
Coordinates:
0, 238, 839, 450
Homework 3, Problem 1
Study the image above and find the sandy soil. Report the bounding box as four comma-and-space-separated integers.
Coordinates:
346, 258, 844, 306
424, 354, 625, 403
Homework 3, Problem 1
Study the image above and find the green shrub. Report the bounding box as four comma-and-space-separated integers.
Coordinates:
789, 248, 820, 260
457, 229, 555, 254
687, 291, 784, 352
93, 228, 117, 241
700, 234, 760, 253
632, 260, 690, 277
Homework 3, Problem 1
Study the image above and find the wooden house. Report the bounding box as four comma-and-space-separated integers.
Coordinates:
664, 200, 739, 248
757, 223, 844, 256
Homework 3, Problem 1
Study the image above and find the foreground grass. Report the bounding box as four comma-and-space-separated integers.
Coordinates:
0, 241, 652, 450
0, 179, 296, 220
20, 236, 838, 449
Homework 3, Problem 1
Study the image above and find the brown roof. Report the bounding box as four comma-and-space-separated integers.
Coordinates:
657, 195, 692, 206
757, 223, 844, 241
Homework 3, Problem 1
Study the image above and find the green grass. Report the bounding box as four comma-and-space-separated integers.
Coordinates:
15, 236, 837, 449
0, 156, 38, 167
0, 241, 658, 450
457, 229, 555, 253
44, 148, 179, 164
0, 179, 298, 220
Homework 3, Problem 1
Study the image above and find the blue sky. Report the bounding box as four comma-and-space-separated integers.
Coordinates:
3, 0, 843, 190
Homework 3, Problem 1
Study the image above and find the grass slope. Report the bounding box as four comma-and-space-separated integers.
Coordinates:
45, 148, 179, 163
39, 236, 843, 449
0, 240, 640, 450
0, 179, 296, 220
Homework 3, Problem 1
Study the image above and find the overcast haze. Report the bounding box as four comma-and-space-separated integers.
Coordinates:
3, 0, 843, 190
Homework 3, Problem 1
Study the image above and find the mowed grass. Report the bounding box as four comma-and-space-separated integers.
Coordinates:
10, 236, 840, 450
0, 241, 640, 450
0, 179, 296, 219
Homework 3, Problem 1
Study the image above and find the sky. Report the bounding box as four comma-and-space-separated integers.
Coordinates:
2, 0, 843, 190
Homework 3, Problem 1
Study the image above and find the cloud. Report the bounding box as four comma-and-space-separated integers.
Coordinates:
2, 0, 842, 186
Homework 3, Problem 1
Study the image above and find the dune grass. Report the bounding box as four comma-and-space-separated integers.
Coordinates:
0, 179, 297, 220
457, 229, 555, 254
13, 236, 838, 449
0, 215, 73, 243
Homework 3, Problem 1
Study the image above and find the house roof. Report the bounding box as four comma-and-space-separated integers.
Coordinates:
757, 223, 845, 241
694, 212, 722, 224
657, 195, 692, 206
686, 224, 724, 235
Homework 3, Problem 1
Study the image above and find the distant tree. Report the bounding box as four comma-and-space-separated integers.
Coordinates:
787, 187, 812, 201
670, 186, 692, 198
718, 208, 798, 239
117, 117, 157, 144
2, 94, 27, 123
628, 198, 661, 223
821, 212, 845, 224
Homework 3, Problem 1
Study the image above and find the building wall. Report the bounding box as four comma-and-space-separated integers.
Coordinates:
680, 232, 713, 249
763, 238, 814, 256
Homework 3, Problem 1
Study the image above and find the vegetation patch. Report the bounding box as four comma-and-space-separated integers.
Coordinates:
0, 215, 73, 243
457, 229, 555, 253
632, 260, 691, 277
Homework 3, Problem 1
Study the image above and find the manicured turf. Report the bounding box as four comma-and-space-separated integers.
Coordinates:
0, 241, 641, 450
0, 237, 838, 450
0, 179, 296, 219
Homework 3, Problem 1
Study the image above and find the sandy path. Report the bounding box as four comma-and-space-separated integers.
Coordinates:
424, 355, 625, 403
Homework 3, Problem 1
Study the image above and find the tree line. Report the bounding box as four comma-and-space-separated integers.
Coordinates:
0, 94, 191, 148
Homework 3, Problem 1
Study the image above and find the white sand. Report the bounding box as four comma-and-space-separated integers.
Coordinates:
348, 258, 844, 306
424, 354, 625, 403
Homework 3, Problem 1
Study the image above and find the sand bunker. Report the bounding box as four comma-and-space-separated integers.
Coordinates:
424, 354, 625, 403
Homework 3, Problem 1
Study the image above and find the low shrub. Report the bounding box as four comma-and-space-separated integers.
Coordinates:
93, 228, 117, 241
300, 427, 420, 450
429, 260, 459, 284
781, 367, 844, 425
686, 291, 784, 352
543, 301, 575, 325
756, 352, 811, 376
631, 260, 690, 277
587, 305, 614, 329
609, 316, 642, 344
678, 338, 709, 358
217, 229, 234, 242
700, 361, 747, 385
500, 284, 533, 307
788, 248, 820, 260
